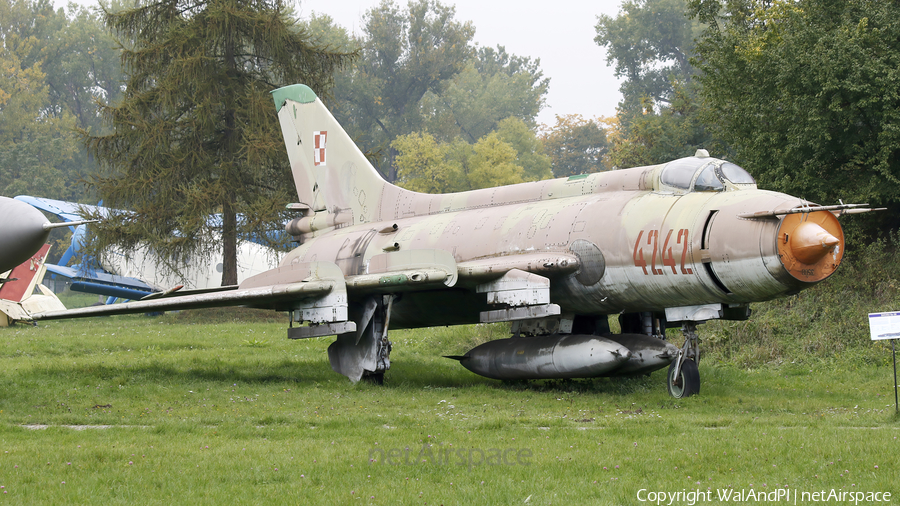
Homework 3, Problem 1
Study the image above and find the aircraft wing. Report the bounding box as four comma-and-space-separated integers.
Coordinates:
33, 249, 576, 332
15, 196, 106, 223
45, 263, 159, 301
34, 261, 347, 317
32, 252, 459, 335
34, 278, 330, 319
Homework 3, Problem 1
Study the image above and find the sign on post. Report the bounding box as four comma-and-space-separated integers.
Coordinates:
869, 311, 900, 340
869, 311, 900, 414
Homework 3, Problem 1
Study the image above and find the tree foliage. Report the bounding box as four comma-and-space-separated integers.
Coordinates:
391, 132, 458, 193
327, 0, 475, 181
595, 0, 703, 117
606, 84, 719, 168
494, 117, 552, 182
85, 0, 353, 284
420, 46, 549, 144
0, 34, 71, 198
690, 0, 900, 234
594, 0, 718, 169
1, 0, 120, 201
465, 133, 526, 190
323, 1, 548, 181
541, 114, 609, 177
392, 120, 549, 193
43, 2, 124, 136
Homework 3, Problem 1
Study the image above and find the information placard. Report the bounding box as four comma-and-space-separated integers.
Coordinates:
868, 311, 900, 340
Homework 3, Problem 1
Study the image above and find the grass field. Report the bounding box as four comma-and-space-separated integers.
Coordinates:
1, 301, 898, 505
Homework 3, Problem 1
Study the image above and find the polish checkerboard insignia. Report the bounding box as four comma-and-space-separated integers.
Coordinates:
314, 131, 327, 166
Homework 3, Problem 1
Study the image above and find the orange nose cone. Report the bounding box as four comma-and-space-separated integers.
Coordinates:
777, 210, 844, 282
790, 222, 840, 264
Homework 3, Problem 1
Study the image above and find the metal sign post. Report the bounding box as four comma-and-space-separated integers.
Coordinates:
894, 340, 898, 415
868, 311, 900, 415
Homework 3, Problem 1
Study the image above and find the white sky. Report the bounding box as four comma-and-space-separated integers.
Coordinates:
55, 0, 625, 126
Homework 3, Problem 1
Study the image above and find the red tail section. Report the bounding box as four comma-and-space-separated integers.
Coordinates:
0, 244, 51, 303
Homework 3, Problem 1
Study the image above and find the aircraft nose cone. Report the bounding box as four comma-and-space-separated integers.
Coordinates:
790, 222, 840, 264
0, 197, 50, 273
777, 209, 844, 283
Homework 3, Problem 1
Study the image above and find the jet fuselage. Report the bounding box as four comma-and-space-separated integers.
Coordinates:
281, 157, 840, 329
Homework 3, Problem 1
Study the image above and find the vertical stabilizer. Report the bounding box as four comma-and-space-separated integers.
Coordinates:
1, 243, 67, 325
0, 244, 51, 303
272, 84, 390, 228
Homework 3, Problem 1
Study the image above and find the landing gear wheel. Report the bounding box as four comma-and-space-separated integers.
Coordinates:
667, 358, 700, 398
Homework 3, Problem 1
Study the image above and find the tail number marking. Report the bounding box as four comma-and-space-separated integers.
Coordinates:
633, 228, 693, 275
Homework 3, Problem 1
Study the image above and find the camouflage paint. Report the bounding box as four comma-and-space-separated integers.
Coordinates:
274, 84, 841, 329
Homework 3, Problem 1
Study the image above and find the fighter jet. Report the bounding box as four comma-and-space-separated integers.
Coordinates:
33, 84, 878, 397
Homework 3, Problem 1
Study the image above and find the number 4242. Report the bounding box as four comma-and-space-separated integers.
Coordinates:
632, 229, 694, 276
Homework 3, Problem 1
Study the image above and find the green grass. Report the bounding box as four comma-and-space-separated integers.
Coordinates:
1, 314, 898, 505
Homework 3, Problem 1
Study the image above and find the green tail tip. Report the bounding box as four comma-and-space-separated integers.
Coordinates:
272, 84, 317, 111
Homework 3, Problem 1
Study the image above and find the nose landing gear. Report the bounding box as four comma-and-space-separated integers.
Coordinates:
667, 322, 701, 398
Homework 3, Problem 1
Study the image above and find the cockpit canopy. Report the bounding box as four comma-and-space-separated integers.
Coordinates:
658, 152, 756, 194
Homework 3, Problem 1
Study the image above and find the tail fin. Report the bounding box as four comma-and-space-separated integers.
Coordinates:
0, 244, 51, 303
272, 84, 390, 228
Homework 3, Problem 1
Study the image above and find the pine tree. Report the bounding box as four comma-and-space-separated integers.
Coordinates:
86, 0, 353, 285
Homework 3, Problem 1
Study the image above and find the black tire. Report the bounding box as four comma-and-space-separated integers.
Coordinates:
667, 358, 700, 398
363, 372, 385, 385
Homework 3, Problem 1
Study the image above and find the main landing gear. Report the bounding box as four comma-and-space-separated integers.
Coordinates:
327, 295, 394, 383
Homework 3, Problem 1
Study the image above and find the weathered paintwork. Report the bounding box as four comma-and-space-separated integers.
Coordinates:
273, 84, 841, 330
449, 332, 681, 379
600, 333, 680, 376
447, 334, 632, 380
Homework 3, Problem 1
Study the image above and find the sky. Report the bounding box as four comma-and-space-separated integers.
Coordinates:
54, 0, 626, 126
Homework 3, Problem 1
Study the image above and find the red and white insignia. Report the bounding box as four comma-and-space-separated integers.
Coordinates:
313, 131, 327, 166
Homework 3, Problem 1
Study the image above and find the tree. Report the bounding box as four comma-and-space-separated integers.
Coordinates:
85, 0, 353, 285
391, 132, 459, 193
605, 83, 719, 168
42, 3, 124, 136
595, 0, 703, 117
594, 0, 719, 168
466, 133, 525, 189
0, 0, 76, 199
420, 46, 549, 144
493, 117, 552, 182
314, 3, 549, 183
541, 114, 609, 177
330, 0, 475, 181
1, 0, 123, 202
391, 128, 539, 193
689, 0, 900, 235
301, 13, 358, 54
